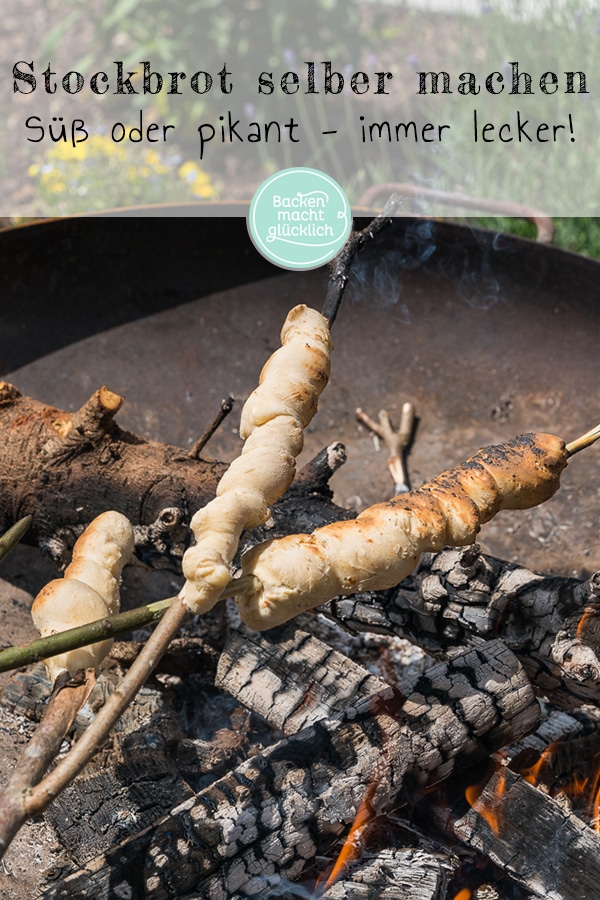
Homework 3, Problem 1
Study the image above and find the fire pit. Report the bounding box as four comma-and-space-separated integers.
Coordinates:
0, 213, 598, 899
1, 214, 598, 574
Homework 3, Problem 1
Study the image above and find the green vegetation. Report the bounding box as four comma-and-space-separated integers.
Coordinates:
468, 218, 600, 259
26, 135, 216, 215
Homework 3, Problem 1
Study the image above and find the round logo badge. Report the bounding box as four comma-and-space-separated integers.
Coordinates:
247, 168, 352, 270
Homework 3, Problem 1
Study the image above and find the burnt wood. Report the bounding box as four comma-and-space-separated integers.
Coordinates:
327, 545, 600, 709
44, 640, 539, 898
322, 847, 456, 899
446, 766, 600, 900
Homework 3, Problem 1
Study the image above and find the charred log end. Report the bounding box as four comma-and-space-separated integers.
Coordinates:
293, 442, 348, 495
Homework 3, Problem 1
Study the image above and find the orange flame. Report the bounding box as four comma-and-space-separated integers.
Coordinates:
567, 773, 590, 802
465, 767, 507, 836
519, 744, 556, 786
586, 755, 600, 832
322, 780, 378, 889
576, 606, 596, 641
591, 787, 600, 832
452, 891, 472, 900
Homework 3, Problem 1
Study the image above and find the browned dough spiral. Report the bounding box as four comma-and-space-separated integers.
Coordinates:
237, 433, 568, 630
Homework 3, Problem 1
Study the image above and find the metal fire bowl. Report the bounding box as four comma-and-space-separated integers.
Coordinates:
0, 213, 598, 579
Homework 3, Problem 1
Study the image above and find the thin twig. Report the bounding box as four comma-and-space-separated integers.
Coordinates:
356, 401, 416, 493
187, 396, 235, 459
322, 194, 403, 326
292, 442, 347, 491
0, 668, 95, 857
0, 516, 32, 564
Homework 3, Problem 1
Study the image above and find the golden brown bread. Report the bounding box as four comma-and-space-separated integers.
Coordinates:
237, 433, 568, 630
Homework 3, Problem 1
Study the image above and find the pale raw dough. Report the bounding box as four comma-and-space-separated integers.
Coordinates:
182, 304, 332, 614
31, 511, 134, 680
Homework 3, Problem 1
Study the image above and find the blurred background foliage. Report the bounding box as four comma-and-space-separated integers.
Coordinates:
9, 0, 600, 217
27, 134, 216, 214
472, 217, 600, 259
39, 0, 364, 127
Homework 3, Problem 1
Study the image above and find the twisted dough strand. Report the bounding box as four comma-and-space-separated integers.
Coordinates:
182, 304, 332, 614
237, 433, 568, 630
31, 511, 134, 680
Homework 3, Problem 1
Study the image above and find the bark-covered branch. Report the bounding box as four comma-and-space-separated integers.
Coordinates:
0, 668, 96, 857
0, 382, 225, 566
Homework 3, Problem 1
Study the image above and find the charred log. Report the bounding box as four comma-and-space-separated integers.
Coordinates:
216, 621, 388, 735
321, 847, 455, 900
410, 703, 600, 900
327, 545, 600, 709
44, 640, 539, 899
432, 764, 600, 900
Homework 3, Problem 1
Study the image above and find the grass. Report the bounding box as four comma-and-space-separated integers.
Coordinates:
465, 218, 600, 260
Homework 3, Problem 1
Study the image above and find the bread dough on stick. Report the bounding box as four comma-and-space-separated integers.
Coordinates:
31, 511, 134, 681
237, 433, 568, 630
182, 304, 332, 614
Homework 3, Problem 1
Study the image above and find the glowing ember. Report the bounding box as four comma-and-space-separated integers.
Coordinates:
452, 890, 472, 900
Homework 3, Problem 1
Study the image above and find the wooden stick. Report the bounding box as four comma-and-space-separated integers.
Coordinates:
20, 596, 189, 830
0, 576, 259, 675
0, 668, 96, 858
0, 581, 254, 857
322, 194, 402, 326
0, 515, 32, 564
566, 423, 600, 456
